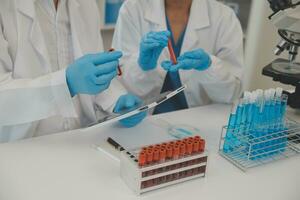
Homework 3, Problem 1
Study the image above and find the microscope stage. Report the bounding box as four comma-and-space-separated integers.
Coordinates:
263, 58, 300, 86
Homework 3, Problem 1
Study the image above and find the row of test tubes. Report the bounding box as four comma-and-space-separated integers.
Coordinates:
140, 165, 206, 189
223, 88, 288, 160
138, 136, 205, 167
141, 156, 207, 178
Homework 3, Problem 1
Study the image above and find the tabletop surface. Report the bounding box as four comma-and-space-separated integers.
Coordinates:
0, 104, 299, 200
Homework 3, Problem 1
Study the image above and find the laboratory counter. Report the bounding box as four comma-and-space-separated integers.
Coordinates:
0, 104, 299, 200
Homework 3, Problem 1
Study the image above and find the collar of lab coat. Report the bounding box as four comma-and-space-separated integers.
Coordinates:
144, 0, 210, 31
144, 0, 211, 78
17, 0, 85, 72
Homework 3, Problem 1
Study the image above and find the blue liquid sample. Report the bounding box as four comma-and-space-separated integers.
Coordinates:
279, 98, 288, 151
223, 113, 236, 153
234, 105, 244, 148
223, 92, 288, 161
249, 104, 261, 159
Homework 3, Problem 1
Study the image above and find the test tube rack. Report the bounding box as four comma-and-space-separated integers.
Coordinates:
219, 119, 300, 171
120, 136, 208, 195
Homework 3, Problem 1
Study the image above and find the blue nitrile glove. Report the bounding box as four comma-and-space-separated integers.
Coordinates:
113, 94, 147, 128
66, 51, 122, 97
161, 49, 212, 72
138, 31, 171, 71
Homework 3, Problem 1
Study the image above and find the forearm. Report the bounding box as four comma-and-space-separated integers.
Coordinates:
0, 69, 77, 126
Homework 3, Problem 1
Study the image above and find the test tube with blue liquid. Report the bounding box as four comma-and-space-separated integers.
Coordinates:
262, 90, 273, 156
279, 91, 288, 151
223, 87, 288, 160
250, 90, 264, 159
223, 101, 238, 153
241, 92, 251, 154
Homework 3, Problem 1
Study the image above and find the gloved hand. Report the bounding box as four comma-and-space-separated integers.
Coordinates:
113, 94, 147, 128
66, 51, 122, 97
161, 49, 211, 72
138, 31, 170, 71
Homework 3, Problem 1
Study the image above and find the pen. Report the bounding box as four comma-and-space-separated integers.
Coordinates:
167, 39, 177, 64
108, 48, 122, 76
107, 137, 125, 151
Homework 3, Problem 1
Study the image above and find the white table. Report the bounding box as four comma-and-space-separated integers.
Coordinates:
0, 104, 299, 200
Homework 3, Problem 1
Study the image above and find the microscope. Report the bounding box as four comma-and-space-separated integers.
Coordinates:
262, 0, 300, 108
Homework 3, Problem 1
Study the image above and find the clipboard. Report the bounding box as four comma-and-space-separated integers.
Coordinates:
85, 85, 187, 130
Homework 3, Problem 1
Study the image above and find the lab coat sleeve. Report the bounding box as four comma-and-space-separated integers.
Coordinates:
112, 4, 163, 98
197, 10, 244, 103
0, 22, 77, 126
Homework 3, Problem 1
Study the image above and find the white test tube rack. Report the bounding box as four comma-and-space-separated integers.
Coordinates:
120, 148, 208, 195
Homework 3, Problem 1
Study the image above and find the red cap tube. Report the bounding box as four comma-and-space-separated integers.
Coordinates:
199, 139, 205, 152
168, 39, 177, 64
153, 149, 160, 161
139, 151, 146, 166
159, 148, 166, 161
193, 141, 200, 153
173, 145, 180, 159
180, 143, 186, 156
147, 149, 153, 164
187, 142, 193, 155
166, 146, 173, 158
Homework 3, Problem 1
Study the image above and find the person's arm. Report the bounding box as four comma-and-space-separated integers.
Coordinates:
197, 9, 244, 103
0, 18, 77, 126
112, 2, 163, 98
160, 8, 243, 104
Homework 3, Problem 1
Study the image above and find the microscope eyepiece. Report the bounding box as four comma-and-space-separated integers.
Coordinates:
274, 39, 289, 55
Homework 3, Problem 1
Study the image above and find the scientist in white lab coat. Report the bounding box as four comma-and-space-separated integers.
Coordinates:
0, 0, 146, 142
113, 0, 244, 114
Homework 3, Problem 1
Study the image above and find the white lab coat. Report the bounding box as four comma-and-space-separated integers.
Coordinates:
112, 0, 244, 109
0, 0, 125, 142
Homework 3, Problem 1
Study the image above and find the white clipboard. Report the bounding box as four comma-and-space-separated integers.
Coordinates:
84, 85, 187, 130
